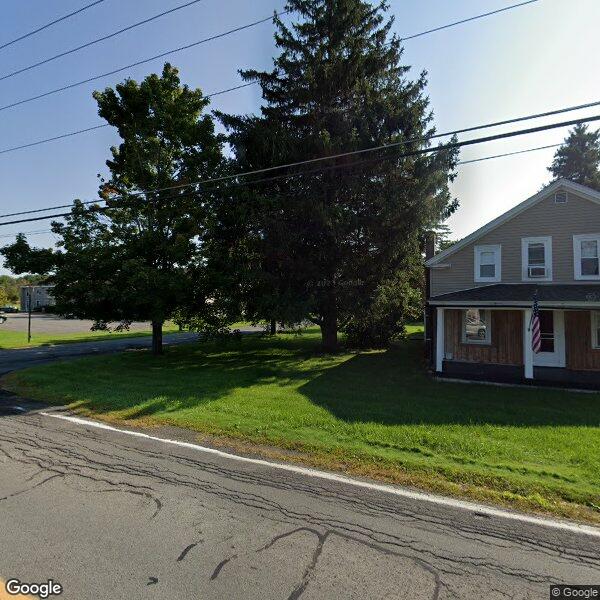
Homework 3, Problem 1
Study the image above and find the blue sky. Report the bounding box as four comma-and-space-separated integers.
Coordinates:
1, 0, 599, 274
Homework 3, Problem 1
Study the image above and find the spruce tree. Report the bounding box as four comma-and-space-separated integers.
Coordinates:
219, 0, 457, 350
549, 124, 600, 189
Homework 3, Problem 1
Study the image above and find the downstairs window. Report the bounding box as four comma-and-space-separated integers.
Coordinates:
462, 309, 491, 345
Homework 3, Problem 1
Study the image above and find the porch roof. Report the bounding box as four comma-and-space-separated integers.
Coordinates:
429, 284, 600, 308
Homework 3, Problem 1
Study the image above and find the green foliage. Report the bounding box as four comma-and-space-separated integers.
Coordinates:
343, 255, 423, 348
2, 64, 225, 353
0, 274, 44, 305
218, 0, 458, 350
7, 330, 600, 518
1, 234, 57, 276
549, 124, 600, 189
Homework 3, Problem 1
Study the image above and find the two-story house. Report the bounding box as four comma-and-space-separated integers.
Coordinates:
425, 178, 600, 389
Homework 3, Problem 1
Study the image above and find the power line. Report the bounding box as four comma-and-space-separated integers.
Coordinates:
0, 10, 288, 114
1, 95, 595, 160
458, 142, 560, 165
1, 113, 598, 228
0, 100, 581, 216
0, 82, 260, 157
0, 0, 206, 83
0, 124, 108, 156
0, 0, 538, 84
0, 105, 592, 218
0, 1, 105, 52
0, 0, 537, 115
0, 229, 51, 239
0, 140, 568, 238
401, 0, 539, 41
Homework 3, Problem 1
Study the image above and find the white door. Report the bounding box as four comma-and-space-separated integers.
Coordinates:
533, 310, 566, 368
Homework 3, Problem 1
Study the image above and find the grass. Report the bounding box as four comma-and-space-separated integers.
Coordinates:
0, 323, 182, 350
3, 325, 600, 523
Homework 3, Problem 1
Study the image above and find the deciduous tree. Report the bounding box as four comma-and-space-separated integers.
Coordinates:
1, 64, 225, 354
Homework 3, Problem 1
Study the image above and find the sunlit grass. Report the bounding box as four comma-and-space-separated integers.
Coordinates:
4, 325, 599, 521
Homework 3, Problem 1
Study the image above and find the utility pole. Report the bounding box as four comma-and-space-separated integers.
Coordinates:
27, 286, 32, 344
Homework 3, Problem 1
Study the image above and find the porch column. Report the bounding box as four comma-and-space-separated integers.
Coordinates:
523, 308, 533, 379
436, 307, 445, 373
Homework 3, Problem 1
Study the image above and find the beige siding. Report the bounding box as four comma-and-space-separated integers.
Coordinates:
431, 191, 600, 297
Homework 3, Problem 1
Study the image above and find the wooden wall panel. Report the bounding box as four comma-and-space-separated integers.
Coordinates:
444, 309, 523, 366
565, 310, 600, 371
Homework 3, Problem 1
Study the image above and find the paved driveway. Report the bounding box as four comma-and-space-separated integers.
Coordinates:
0, 313, 156, 334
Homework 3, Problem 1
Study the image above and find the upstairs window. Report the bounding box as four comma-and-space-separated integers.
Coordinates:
522, 237, 552, 281
574, 234, 600, 280
593, 312, 600, 350
474, 245, 501, 282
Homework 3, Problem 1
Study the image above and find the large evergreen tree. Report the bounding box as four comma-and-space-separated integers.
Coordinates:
1, 64, 225, 354
219, 0, 458, 350
549, 124, 600, 189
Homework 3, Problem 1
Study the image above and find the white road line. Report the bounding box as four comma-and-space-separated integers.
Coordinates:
35, 410, 600, 539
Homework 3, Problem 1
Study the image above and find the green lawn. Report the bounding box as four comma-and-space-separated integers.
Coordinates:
3, 326, 600, 522
0, 323, 182, 349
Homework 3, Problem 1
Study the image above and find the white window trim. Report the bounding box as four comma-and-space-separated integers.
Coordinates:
573, 234, 600, 281
474, 245, 501, 283
462, 309, 491, 345
592, 311, 600, 350
521, 236, 553, 282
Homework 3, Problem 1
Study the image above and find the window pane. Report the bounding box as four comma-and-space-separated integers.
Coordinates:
528, 243, 545, 265
581, 240, 598, 258
480, 251, 495, 265
538, 311, 555, 352
480, 264, 495, 278
582, 257, 600, 276
539, 310, 554, 334
465, 309, 488, 342
540, 336, 555, 353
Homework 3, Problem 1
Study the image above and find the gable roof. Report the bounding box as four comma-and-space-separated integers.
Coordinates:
426, 179, 600, 267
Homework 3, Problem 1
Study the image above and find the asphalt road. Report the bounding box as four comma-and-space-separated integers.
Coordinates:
0, 337, 598, 599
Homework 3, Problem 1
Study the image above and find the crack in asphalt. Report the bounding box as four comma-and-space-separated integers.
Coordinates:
21, 413, 598, 566
210, 555, 237, 580
0, 412, 597, 599
177, 542, 200, 562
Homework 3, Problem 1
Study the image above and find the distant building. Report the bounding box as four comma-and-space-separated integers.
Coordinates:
19, 285, 56, 312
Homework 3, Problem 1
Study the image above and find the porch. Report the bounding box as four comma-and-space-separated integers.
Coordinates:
430, 291, 600, 389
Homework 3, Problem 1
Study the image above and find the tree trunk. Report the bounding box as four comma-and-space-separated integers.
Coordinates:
320, 309, 338, 352
151, 320, 163, 356
269, 318, 277, 335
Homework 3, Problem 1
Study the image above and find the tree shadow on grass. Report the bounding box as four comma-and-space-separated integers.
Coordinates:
66, 338, 342, 420
298, 343, 600, 427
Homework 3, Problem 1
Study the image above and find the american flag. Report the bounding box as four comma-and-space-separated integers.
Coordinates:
530, 294, 541, 353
